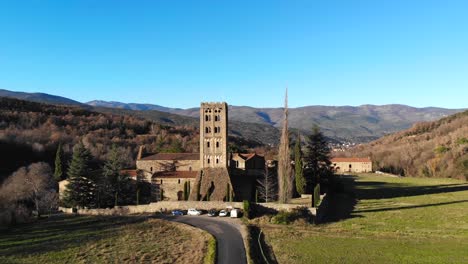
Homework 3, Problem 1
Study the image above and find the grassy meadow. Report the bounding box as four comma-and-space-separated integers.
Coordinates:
261, 174, 468, 264
0, 215, 211, 264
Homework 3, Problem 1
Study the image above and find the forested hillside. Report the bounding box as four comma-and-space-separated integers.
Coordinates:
0, 97, 203, 182
344, 110, 468, 180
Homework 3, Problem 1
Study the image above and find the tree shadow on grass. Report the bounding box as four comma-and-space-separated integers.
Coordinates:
354, 180, 468, 200
317, 175, 360, 224
353, 199, 468, 213
317, 174, 468, 224
0, 214, 151, 257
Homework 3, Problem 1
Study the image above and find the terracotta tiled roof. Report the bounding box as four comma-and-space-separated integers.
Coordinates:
235, 153, 263, 161
121, 169, 138, 177
140, 153, 200, 161
153, 171, 198, 178
331, 157, 372, 163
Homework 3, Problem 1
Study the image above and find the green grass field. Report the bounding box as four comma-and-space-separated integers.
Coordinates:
261, 174, 468, 264
0, 215, 210, 264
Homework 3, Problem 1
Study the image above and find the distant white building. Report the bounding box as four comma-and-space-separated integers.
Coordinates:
331, 157, 372, 173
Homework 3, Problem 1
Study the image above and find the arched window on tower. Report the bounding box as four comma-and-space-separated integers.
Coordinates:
216, 142, 219, 148
205, 115, 209, 121
216, 158, 219, 164
207, 141, 210, 148
205, 127, 209, 133
207, 158, 210, 164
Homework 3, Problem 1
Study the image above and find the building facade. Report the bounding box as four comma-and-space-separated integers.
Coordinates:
200, 102, 228, 168
135, 102, 263, 201
331, 157, 372, 173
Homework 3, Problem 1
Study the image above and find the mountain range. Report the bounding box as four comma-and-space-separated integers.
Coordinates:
87, 100, 464, 143
1, 89, 465, 144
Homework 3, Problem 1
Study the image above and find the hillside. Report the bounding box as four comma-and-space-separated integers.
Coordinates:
1, 89, 464, 144
0, 89, 83, 106
88, 100, 464, 143
0, 97, 269, 181
345, 110, 468, 180
0, 97, 201, 181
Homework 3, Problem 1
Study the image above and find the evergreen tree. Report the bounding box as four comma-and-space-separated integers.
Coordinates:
295, 133, 306, 195
304, 125, 332, 191
278, 89, 293, 203
54, 143, 63, 182
67, 141, 92, 179
62, 176, 96, 208
102, 145, 131, 207
62, 141, 95, 208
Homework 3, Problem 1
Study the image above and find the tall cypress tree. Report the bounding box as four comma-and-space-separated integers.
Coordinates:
278, 88, 293, 203
54, 143, 63, 182
295, 133, 306, 195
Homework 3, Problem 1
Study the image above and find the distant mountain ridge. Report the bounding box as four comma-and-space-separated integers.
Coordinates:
87, 100, 464, 143
0, 89, 464, 144
0, 89, 83, 106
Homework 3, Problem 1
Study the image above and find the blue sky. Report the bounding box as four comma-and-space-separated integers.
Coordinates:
0, 1, 467, 108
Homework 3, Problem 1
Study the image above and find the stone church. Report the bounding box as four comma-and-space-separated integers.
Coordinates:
136, 102, 264, 201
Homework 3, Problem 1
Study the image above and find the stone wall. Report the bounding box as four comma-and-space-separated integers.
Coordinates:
59, 200, 320, 216
333, 161, 372, 173
158, 178, 194, 201
137, 159, 200, 178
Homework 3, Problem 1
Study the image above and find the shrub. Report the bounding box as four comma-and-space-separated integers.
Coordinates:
271, 207, 311, 225
243, 200, 251, 219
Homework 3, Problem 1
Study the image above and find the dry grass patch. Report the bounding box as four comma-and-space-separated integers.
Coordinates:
0, 216, 211, 264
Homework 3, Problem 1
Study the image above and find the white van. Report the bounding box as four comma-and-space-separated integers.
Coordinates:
230, 208, 239, 218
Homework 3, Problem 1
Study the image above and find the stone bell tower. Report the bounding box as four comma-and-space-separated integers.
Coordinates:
200, 102, 228, 168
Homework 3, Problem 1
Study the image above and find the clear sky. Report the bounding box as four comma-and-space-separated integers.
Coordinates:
0, 1, 467, 108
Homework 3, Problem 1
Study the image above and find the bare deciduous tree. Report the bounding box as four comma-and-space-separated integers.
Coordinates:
0, 162, 57, 222
257, 165, 277, 203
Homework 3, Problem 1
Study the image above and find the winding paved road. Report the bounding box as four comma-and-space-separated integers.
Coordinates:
168, 216, 247, 264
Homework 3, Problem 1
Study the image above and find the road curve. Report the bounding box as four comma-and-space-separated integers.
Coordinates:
168, 216, 247, 264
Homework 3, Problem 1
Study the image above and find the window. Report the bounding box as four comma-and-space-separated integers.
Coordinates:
214, 127, 218, 133
207, 158, 210, 164
216, 142, 219, 148
216, 158, 219, 164
207, 141, 210, 148
205, 115, 209, 121
160, 179, 163, 184
189, 166, 192, 171
215, 115, 218, 121
235, 160, 239, 168
150, 167, 153, 172
178, 179, 181, 184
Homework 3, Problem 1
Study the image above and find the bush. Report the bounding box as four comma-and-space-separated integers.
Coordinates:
243, 200, 251, 219
271, 207, 311, 225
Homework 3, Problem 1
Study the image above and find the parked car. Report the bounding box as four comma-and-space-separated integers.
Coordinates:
171, 209, 184, 216
208, 209, 217, 217
219, 209, 229, 217
230, 209, 240, 218
187, 208, 202, 216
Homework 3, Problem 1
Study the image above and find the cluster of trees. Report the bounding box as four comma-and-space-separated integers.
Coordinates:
259, 90, 333, 204
60, 142, 151, 209
0, 163, 57, 225
345, 110, 468, 180
0, 97, 200, 182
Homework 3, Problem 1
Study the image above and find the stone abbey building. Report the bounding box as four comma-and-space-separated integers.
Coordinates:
136, 102, 264, 201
